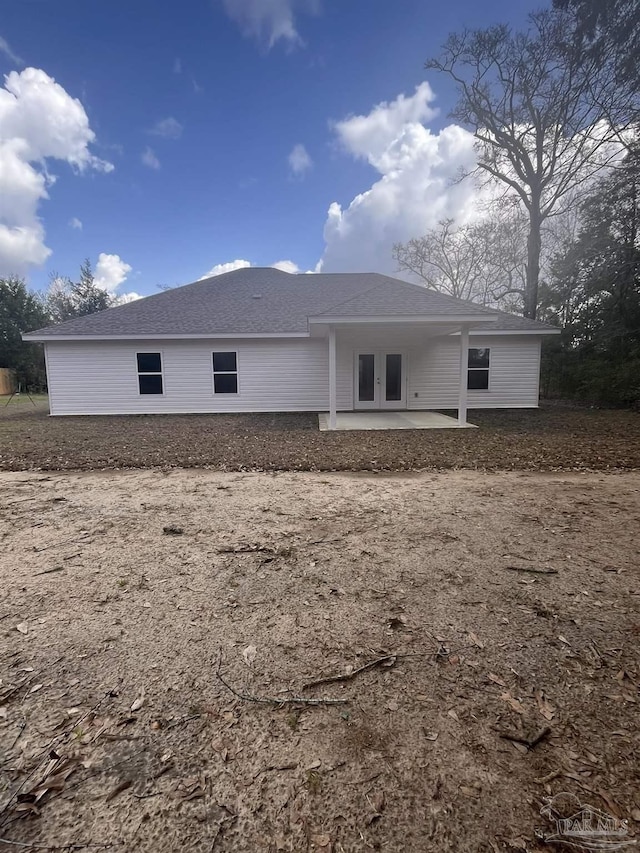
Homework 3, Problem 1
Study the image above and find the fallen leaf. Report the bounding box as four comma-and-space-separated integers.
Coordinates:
534, 688, 556, 721
558, 635, 571, 645
468, 631, 484, 649
16, 622, 28, 635
500, 692, 525, 714
386, 700, 399, 712
423, 731, 439, 741
130, 693, 145, 712
488, 673, 507, 687
242, 645, 257, 666
597, 790, 622, 819
29, 683, 43, 694
460, 785, 480, 798
447, 709, 459, 721
370, 791, 385, 813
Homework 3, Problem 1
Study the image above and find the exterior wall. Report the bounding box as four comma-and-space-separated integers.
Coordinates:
336, 330, 542, 410
45, 338, 329, 415
408, 334, 542, 409
44, 331, 543, 416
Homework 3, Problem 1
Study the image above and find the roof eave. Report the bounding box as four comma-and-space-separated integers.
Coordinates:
22, 331, 310, 342
466, 328, 561, 335
308, 314, 497, 325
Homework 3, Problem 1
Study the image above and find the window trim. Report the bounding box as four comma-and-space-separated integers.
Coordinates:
467, 347, 490, 392
136, 351, 164, 396
212, 350, 239, 395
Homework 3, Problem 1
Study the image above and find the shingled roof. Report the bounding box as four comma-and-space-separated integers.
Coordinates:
24, 268, 559, 339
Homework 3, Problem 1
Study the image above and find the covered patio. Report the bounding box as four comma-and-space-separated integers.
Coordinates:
318, 411, 477, 431
309, 314, 489, 430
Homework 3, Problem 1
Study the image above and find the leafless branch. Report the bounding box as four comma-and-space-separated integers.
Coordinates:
302, 655, 397, 691
215, 653, 348, 707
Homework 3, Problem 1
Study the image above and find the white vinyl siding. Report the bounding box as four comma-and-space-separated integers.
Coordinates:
45, 339, 329, 415
44, 331, 543, 415
407, 335, 541, 409
336, 330, 542, 411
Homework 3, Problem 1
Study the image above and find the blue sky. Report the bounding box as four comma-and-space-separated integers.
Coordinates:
0, 0, 541, 299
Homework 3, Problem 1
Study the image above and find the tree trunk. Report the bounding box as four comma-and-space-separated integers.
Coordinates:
525, 205, 542, 320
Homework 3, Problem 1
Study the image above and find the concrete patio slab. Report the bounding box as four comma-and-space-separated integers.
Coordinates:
318, 411, 477, 431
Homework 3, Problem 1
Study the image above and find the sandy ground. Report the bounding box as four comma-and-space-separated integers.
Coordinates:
0, 469, 639, 852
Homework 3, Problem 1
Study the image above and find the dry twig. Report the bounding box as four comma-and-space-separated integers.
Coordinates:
0, 690, 117, 821
497, 726, 551, 750
215, 653, 347, 706
505, 566, 558, 576
302, 655, 397, 690
0, 840, 113, 850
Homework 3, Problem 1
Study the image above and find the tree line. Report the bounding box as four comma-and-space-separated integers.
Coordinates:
394, 0, 639, 406
0, 261, 115, 390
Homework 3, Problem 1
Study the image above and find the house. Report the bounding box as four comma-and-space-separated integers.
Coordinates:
23, 268, 559, 426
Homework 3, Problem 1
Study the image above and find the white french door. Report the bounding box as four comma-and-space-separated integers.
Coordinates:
355, 351, 407, 409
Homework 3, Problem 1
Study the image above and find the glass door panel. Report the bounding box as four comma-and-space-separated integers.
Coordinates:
385, 354, 402, 402
358, 354, 376, 403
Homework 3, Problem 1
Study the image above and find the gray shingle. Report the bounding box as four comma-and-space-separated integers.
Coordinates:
24, 268, 558, 337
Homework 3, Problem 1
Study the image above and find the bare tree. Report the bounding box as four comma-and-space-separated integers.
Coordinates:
393, 219, 493, 304
426, 9, 636, 318
393, 205, 530, 310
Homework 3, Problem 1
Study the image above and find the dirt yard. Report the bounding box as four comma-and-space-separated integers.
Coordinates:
0, 468, 638, 852
1, 398, 640, 472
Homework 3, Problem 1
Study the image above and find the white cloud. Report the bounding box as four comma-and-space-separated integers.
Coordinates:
272, 259, 300, 273
69, 217, 82, 230
288, 143, 312, 177
333, 83, 439, 168
141, 146, 160, 169
320, 83, 481, 275
200, 258, 304, 278
0, 67, 113, 276
94, 252, 132, 294
200, 259, 252, 278
173, 57, 182, 74
0, 36, 24, 66
115, 291, 142, 304
149, 116, 183, 139
220, 0, 318, 49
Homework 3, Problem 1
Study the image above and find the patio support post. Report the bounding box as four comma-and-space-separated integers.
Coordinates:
328, 325, 337, 430
458, 324, 469, 426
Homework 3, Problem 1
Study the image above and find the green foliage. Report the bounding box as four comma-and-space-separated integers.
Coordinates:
1, 260, 116, 390
46, 259, 113, 323
541, 148, 640, 407
0, 277, 48, 389
553, 0, 640, 97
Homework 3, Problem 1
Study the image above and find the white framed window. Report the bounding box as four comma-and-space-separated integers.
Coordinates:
467, 348, 490, 390
212, 351, 238, 394
137, 352, 163, 395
